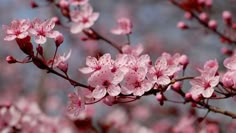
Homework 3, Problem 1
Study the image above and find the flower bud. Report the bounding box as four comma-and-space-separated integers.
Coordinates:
57, 62, 68, 73
179, 54, 189, 69
59, 0, 69, 9
222, 11, 232, 26
54, 33, 64, 47
6, 56, 17, 64
30, 1, 38, 8
185, 93, 192, 101
208, 20, 217, 30
156, 93, 166, 105
172, 82, 182, 91
177, 21, 188, 29
221, 47, 233, 56
199, 12, 209, 22
184, 12, 192, 20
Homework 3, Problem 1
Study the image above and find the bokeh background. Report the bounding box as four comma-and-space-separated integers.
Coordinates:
1, 0, 236, 130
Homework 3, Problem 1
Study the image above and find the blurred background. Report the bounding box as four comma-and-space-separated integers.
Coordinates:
1, 0, 236, 132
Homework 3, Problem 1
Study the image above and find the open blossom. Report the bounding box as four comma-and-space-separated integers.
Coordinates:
147, 55, 181, 86
125, 54, 151, 73
70, 4, 99, 34
49, 50, 71, 72
121, 44, 144, 57
29, 18, 59, 44
88, 66, 122, 99
2, 19, 30, 41
67, 90, 85, 117
122, 68, 153, 96
111, 17, 132, 35
79, 53, 112, 74
190, 60, 219, 99
224, 55, 236, 71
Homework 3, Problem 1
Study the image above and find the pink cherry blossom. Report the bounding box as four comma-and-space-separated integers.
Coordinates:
221, 71, 236, 88
121, 68, 153, 96
224, 55, 236, 71
121, 44, 144, 57
111, 17, 132, 35
67, 90, 85, 117
70, 4, 99, 34
88, 66, 122, 99
190, 60, 219, 99
2, 19, 30, 41
29, 18, 59, 44
125, 54, 151, 73
147, 56, 180, 86
50, 50, 71, 71
79, 53, 112, 74
69, 0, 88, 5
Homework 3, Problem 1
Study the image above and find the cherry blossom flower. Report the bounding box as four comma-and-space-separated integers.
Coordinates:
69, 0, 88, 5
190, 60, 219, 99
29, 18, 60, 44
88, 66, 122, 99
221, 71, 236, 88
122, 68, 153, 96
224, 55, 236, 71
2, 19, 30, 41
49, 50, 71, 72
147, 56, 180, 86
111, 17, 132, 35
125, 54, 151, 73
70, 4, 99, 34
121, 44, 144, 57
67, 91, 85, 117
79, 53, 112, 74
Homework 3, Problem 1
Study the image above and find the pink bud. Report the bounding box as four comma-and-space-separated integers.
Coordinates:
205, 0, 212, 7
222, 11, 232, 26
59, 0, 69, 9
54, 33, 64, 47
184, 12, 192, 20
172, 82, 182, 91
177, 21, 188, 29
57, 62, 68, 73
30, 1, 38, 8
179, 54, 189, 68
199, 12, 209, 22
6, 56, 17, 64
208, 20, 217, 30
156, 93, 165, 105
52, 17, 60, 25
221, 47, 233, 56
185, 93, 192, 100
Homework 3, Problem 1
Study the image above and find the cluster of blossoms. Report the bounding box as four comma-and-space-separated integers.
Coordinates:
222, 55, 236, 89
2, 18, 60, 44
0, 99, 72, 133
189, 60, 219, 100
79, 44, 186, 99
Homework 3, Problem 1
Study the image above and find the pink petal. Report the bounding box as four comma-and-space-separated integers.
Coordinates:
155, 57, 167, 71
156, 76, 171, 85
86, 56, 98, 68
4, 35, 16, 41
79, 67, 94, 74
107, 85, 121, 96
202, 88, 214, 98
35, 35, 46, 44
90, 13, 99, 21
99, 53, 111, 66
92, 86, 106, 99
133, 88, 145, 96
70, 23, 83, 34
